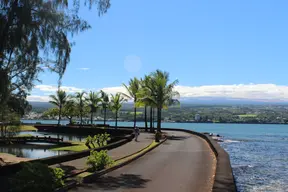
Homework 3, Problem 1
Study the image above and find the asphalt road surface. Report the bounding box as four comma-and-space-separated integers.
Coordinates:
70, 131, 216, 192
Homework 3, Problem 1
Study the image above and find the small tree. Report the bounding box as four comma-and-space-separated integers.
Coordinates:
86, 150, 114, 171
42, 108, 59, 119
86, 91, 101, 125
122, 77, 141, 128
109, 93, 127, 128
49, 90, 69, 126
74, 91, 86, 126
100, 90, 110, 126
62, 101, 78, 125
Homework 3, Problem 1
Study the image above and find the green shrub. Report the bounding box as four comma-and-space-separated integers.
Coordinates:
155, 131, 161, 142
7, 125, 20, 137
86, 150, 114, 171
85, 133, 111, 149
9, 162, 65, 192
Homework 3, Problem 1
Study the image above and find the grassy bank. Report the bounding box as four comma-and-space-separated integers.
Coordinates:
15, 134, 34, 137
20, 125, 37, 131
51, 141, 92, 152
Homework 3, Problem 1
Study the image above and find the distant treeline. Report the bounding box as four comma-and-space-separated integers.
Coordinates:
31, 104, 288, 124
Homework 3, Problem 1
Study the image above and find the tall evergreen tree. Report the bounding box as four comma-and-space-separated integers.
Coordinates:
0, 0, 111, 127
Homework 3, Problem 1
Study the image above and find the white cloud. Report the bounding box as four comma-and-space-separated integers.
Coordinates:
27, 95, 50, 102
174, 84, 288, 101
99, 84, 288, 101
77, 68, 90, 71
100, 86, 127, 95
34, 85, 83, 93
28, 83, 288, 102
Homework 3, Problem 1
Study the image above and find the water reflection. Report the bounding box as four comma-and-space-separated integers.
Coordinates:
0, 131, 82, 159
0, 144, 70, 159
18, 131, 86, 142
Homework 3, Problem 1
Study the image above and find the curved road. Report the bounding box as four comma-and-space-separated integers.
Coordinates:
70, 131, 216, 192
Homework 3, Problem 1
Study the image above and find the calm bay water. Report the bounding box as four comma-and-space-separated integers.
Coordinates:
0, 130, 82, 159
21, 120, 288, 192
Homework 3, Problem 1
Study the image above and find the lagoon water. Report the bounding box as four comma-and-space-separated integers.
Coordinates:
21, 120, 288, 192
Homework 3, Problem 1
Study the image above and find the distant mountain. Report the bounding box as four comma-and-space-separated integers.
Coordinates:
29, 102, 54, 109
29, 97, 288, 111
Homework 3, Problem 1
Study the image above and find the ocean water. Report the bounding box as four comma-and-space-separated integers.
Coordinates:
21, 120, 288, 192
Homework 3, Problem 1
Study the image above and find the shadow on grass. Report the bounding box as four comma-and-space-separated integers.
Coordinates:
79, 174, 151, 190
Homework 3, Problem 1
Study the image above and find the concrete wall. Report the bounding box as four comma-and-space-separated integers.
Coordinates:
35, 125, 133, 136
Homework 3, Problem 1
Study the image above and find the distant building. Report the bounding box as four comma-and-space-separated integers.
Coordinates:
195, 114, 201, 121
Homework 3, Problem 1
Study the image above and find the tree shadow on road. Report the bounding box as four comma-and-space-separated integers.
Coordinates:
167, 136, 190, 140
80, 174, 151, 190
54, 164, 80, 176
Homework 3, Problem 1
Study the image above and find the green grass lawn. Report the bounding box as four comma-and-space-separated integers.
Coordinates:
15, 134, 34, 137
51, 141, 92, 152
20, 125, 37, 131
238, 114, 257, 118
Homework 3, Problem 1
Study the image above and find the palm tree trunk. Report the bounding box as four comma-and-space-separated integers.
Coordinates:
115, 111, 118, 128
157, 108, 162, 132
58, 107, 62, 126
1, 110, 4, 136
134, 107, 137, 127
90, 112, 93, 125
144, 106, 148, 132
152, 108, 155, 129
80, 112, 83, 126
104, 108, 107, 126
149, 107, 153, 132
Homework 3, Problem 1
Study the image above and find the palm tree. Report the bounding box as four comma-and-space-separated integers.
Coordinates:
137, 76, 151, 132
122, 77, 141, 128
49, 90, 69, 126
74, 91, 86, 126
62, 100, 78, 125
86, 91, 101, 125
137, 75, 157, 133
139, 70, 180, 133
100, 90, 109, 126
109, 93, 127, 128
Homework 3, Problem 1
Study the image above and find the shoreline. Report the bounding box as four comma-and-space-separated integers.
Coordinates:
21, 119, 288, 125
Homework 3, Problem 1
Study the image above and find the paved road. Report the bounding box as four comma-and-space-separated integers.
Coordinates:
51, 132, 153, 174
70, 131, 216, 192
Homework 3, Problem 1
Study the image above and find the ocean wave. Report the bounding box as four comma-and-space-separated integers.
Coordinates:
224, 139, 240, 143
250, 180, 287, 192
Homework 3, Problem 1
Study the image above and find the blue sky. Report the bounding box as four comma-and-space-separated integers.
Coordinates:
29, 0, 288, 102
